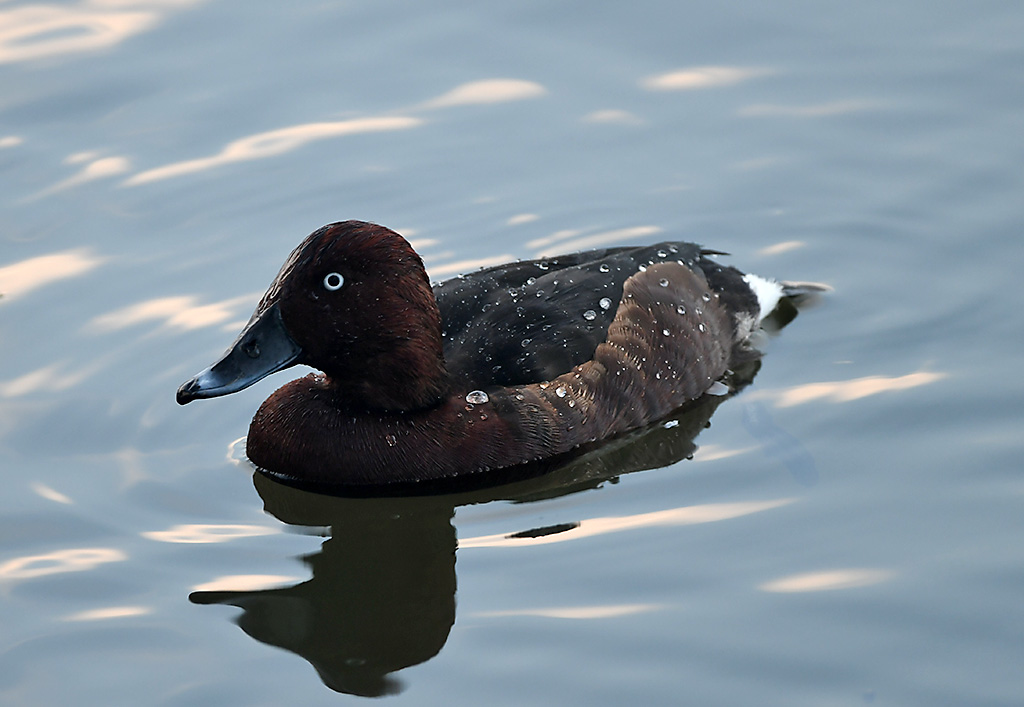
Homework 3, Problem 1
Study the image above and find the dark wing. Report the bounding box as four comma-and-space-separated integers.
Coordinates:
434, 242, 710, 388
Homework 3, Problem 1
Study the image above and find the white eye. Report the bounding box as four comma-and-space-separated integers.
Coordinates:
323, 272, 344, 291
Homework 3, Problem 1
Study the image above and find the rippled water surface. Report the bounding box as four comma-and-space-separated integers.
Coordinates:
2, 1, 1023, 704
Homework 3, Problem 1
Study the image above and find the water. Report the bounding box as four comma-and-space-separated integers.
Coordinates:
2, 0, 1023, 704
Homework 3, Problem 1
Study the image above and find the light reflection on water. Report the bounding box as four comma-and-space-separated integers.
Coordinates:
142, 523, 280, 544
0, 547, 126, 582
474, 604, 665, 619
641, 66, 772, 91
528, 225, 664, 257
191, 574, 303, 593
29, 482, 74, 504
415, 78, 547, 110
0, 250, 105, 300
117, 79, 546, 189
759, 569, 894, 593
0, 2, 175, 65
87, 293, 258, 333
63, 605, 152, 621
124, 117, 424, 186
751, 370, 948, 408
28, 154, 131, 200
458, 498, 794, 549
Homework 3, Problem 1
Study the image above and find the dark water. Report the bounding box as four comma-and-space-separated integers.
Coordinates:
2, 1, 1023, 704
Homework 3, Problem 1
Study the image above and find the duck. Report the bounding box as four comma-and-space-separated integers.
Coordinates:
177, 220, 798, 490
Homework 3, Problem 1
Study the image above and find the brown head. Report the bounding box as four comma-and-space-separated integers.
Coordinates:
177, 221, 448, 412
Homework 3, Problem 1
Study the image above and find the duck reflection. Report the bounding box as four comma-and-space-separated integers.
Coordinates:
192, 490, 456, 696
188, 367, 755, 696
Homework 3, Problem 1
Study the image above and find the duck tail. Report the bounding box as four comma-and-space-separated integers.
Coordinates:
781, 280, 832, 297
779, 280, 833, 309
741, 273, 786, 321
744, 278, 833, 318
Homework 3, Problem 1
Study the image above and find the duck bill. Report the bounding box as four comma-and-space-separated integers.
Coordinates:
176, 302, 303, 405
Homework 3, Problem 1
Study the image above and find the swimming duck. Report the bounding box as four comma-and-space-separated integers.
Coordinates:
177, 220, 793, 489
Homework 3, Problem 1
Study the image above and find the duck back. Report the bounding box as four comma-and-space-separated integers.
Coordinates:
435, 242, 757, 389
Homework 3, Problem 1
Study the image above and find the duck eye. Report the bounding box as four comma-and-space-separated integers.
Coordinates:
323, 272, 344, 291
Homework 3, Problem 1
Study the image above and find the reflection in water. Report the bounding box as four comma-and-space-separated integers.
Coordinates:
121, 77, 546, 188
642, 66, 771, 91
143, 523, 279, 544
459, 497, 793, 548
527, 225, 663, 256
88, 293, 258, 333
581, 109, 645, 125
193, 574, 302, 593
0, 1, 201, 65
63, 605, 151, 621
30, 155, 131, 199
759, 371, 947, 408
757, 240, 805, 256
426, 254, 518, 279
123, 117, 422, 186
476, 604, 662, 619
0, 250, 104, 300
0, 547, 125, 582
506, 213, 539, 226
114, 75, 545, 193
0, 360, 101, 397
16, 73, 545, 203
418, 78, 546, 110
192, 493, 458, 697
189, 376, 782, 696
691, 443, 752, 462
760, 569, 893, 593
30, 482, 74, 504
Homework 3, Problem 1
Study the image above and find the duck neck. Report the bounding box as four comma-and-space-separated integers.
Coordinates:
317, 296, 450, 413
329, 335, 449, 412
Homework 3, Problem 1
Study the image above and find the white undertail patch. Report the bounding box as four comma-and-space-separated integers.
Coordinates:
743, 273, 784, 321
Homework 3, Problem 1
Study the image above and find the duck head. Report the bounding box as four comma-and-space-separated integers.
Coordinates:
176, 221, 447, 412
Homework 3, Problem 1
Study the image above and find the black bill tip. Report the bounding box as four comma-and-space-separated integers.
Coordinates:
175, 302, 303, 406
